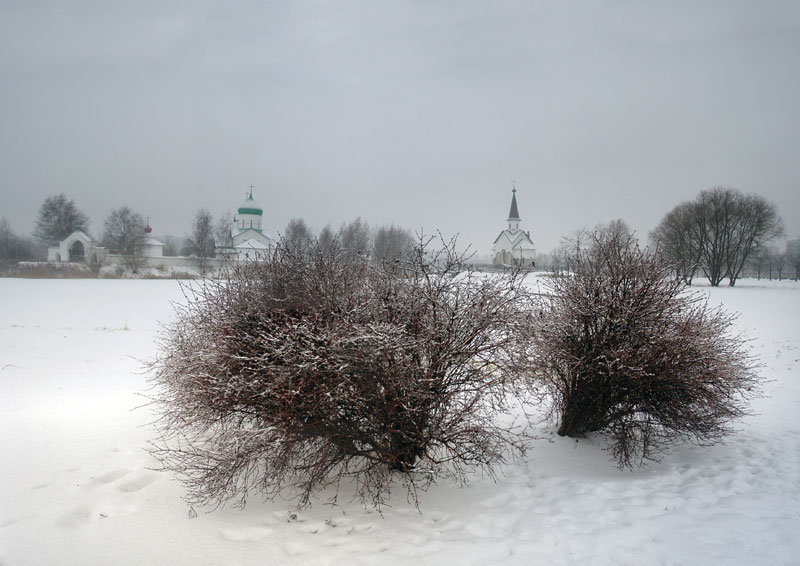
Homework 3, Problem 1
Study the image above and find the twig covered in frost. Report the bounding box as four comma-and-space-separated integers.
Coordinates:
145, 234, 535, 510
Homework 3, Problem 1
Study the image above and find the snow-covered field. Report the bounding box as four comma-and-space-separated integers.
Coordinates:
1, 277, 798, 565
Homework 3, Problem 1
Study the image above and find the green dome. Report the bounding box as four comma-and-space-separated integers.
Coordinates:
238, 193, 263, 216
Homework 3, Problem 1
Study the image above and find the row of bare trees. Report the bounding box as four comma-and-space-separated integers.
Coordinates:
651, 187, 785, 286
282, 216, 415, 264
536, 219, 635, 274
747, 244, 800, 281
0, 219, 41, 264
184, 212, 415, 274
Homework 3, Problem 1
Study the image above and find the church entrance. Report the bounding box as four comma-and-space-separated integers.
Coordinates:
68, 240, 85, 262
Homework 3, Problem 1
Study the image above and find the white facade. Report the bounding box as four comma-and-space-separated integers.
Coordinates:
141, 237, 164, 258
220, 189, 276, 260
47, 229, 107, 265
492, 187, 535, 267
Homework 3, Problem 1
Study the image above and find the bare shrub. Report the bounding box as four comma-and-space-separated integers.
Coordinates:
146, 236, 530, 509
525, 231, 759, 468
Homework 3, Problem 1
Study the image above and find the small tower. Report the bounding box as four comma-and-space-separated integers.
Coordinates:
141, 217, 164, 258
235, 186, 263, 232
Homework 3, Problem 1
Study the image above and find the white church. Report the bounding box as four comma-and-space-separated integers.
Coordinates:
216, 188, 276, 260
492, 185, 536, 267
47, 188, 277, 270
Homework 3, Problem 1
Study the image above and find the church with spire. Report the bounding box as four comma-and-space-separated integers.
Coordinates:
492, 184, 535, 267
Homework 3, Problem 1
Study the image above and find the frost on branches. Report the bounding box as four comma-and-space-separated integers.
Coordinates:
526, 232, 760, 468
146, 236, 531, 509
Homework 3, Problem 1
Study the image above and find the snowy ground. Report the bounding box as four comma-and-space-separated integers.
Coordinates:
1, 277, 798, 565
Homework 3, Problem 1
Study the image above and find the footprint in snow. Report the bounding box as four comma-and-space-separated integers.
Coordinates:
479, 492, 513, 508
221, 526, 275, 542
281, 540, 307, 556
93, 469, 130, 484
117, 472, 158, 493
58, 505, 93, 528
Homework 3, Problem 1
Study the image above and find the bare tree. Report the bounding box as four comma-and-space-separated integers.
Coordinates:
551, 249, 566, 274
339, 217, 371, 262
102, 206, 146, 272
33, 194, 90, 245
559, 227, 590, 273
146, 236, 530, 510
788, 241, 800, 281
722, 191, 784, 285
0, 218, 40, 264
774, 250, 787, 281
282, 217, 313, 259
651, 201, 704, 284
215, 212, 233, 248
316, 224, 336, 254
746, 245, 773, 280
185, 209, 216, 274
524, 230, 760, 468
761, 246, 782, 281
595, 218, 635, 245
373, 224, 413, 264
160, 235, 181, 257
0, 218, 16, 264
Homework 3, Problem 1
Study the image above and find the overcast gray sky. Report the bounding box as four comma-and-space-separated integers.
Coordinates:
2, 0, 798, 256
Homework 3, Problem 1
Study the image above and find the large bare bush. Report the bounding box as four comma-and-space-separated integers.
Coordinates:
146, 236, 530, 509
526, 232, 759, 468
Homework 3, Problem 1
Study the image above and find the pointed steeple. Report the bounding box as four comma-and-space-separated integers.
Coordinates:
507, 182, 521, 230
508, 187, 520, 221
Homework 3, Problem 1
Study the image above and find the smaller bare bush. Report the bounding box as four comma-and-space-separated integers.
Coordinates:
525, 232, 759, 468
146, 236, 531, 509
